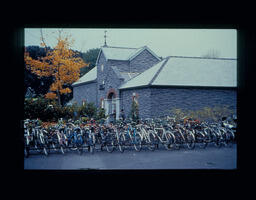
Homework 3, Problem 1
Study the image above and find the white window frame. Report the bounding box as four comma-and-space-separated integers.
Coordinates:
101, 99, 104, 109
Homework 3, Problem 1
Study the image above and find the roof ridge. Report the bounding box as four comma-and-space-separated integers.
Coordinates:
169, 56, 236, 60
102, 45, 138, 49
149, 58, 170, 85
126, 46, 145, 60
110, 66, 124, 79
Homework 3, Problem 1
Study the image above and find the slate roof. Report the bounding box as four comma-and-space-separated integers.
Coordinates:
111, 66, 140, 82
119, 56, 237, 89
101, 46, 138, 61
98, 45, 161, 61
72, 67, 97, 86
120, 72, 140, 82
73, 45, 161, 86
119, 59, 166, 89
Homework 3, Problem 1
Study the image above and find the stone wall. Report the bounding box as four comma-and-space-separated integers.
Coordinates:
150, 87, 237, 118
97, 52, 124, 106
120, 88, 151, 119
108, 60, 129, 72
120, 87, 237, 119
72, 81, 97, 106
130, 49, 160, 73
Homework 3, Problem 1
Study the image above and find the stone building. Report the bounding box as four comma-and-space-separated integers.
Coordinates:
72, 45, 161, 120
72, 45, 237, 120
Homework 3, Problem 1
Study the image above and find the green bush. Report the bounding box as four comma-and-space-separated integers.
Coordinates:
24, 96, 107, 122
24, 95, 52, 120
170, 105, 236, 122
130, 100, 139, 122
95, 108, 106, 120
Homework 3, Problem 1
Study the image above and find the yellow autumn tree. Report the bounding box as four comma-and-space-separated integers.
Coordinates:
25, 32, 88, 106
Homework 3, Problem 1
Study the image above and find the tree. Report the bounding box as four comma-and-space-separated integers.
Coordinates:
25, 32, 88, 106
202, 49, 221, 58
80, 48, 100, 77
24, 46, 54, 97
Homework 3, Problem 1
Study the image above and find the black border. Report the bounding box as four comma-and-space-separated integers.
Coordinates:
8, 10, 254, 189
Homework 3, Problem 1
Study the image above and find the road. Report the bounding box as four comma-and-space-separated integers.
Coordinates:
24, 143, 237, 170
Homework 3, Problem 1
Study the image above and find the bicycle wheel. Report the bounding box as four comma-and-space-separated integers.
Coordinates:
133, 133, 142, 152
227, 130, 235, 146
196, 132, 207, 149
213, 131, 221, 148
186, 133, 195, 150
220, 129, 228, 147
106, 135, 114, 153
89, 133, 95, 153
173, 132, 182, 150
43, 147, 48, 156
165, 132, 176, 150
118, 134, 125, 153
147, 131, 157, 151
60, 145, 65, 154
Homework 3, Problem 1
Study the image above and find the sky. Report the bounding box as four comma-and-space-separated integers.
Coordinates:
24, 28, 237, 58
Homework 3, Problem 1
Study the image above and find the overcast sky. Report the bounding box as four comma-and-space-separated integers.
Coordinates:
24, 28, 237, 58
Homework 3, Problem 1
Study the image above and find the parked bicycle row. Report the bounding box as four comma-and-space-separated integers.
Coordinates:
23, 115, 237, 157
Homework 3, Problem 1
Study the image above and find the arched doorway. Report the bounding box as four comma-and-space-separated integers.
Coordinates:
107, 91, 116, 115
104, 88, 120, 122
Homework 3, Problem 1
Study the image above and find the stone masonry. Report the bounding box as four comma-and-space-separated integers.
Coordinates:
120, 87, 237, 119
73, 81, 97, 105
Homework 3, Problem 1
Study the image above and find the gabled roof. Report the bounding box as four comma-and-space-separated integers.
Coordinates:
72, 45, 160, 86
111, 66, 140, 82
72, 67, 97, 87
119, 59, 166, 89
128, 46, 161, 61
119, 72, 140, 82
96, 45, 161, 63
119, 56, 237, 90
102, 46, 138, 61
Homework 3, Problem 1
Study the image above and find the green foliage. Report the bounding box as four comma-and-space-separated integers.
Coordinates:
24, 96, 105, 122
130, 100, 139, 122
78, 102, 97, 118
24, 46, 100, 105
170, 105, 236, 122
81, 116, 89, 123
80, 48, 100, 77
24, 95, 50, 120
95, 108, 106, 120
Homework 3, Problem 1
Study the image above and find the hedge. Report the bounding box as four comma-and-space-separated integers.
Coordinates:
24, 96, 106, 122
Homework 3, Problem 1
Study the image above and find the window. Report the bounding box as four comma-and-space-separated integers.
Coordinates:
99, 80, 105, 90
101, 64, 104, 72
82, 99, 86, 106
100, 98, 104, 108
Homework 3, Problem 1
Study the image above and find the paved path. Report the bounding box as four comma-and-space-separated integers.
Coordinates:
24, 143, 237, 170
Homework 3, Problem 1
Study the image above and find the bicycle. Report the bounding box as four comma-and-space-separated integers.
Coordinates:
65, 123, 84, 155
129, 122, 142, 152
138, 123, 158, 151
170, 123, 195, 150
151, 119, 176, 150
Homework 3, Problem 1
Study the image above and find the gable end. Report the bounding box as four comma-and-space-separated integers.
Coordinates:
129, 46, 161, 62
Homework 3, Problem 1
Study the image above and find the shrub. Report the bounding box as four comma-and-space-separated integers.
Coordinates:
130, 100, 139, 122
24, 96, 107, 122
170, 105, 236, 122
95, 108, 106, 120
